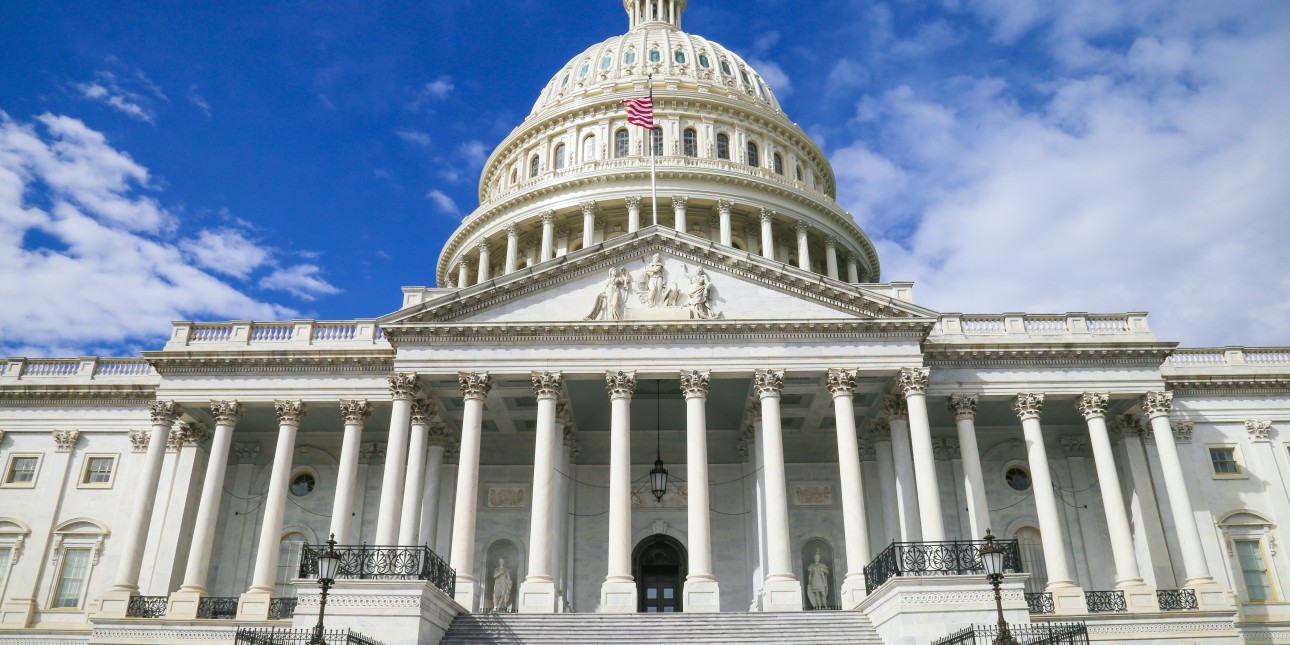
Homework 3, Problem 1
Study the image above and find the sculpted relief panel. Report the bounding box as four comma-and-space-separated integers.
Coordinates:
585, 253, 722, 321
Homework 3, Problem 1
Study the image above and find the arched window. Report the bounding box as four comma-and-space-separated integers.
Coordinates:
682, 128, 698, 157
746, 142, 760, 168
48, 519, 107, 610
773, 153, 784, 175
650, 127, 663, 156
554, 144, 567, 170
614, 129, 630, 158
716, 133, 730, 160
583, 135, 597, 162
529, 154, 540, 178
275, 533, 307, 598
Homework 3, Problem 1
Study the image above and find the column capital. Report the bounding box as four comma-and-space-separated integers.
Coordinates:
794, 220, 809, 234
1075, 392, 1110, 419
128, 428, 150, 452
52, 429, 80, 452
274, 400, 308, 426
1112, 414, 1150, 443
233, 442, 261, 464
1060, 435, 1088, 458
753, 368, 785, 398
532, 371, 564, 400
459, 258, 474, 270
562, 424, 578, 446
167, 422, 207, 452
554, 224, 571, 238
410, 400, 434, 426
474, 240, 493, 255
580, 200, 598, 217
857, 438, 876, 461
671, 194, 689, 209
824, 235, 837, 249
679, 369, 711, 399
540, 209, 557, 223
388, 372, 421, 400
933, 437, 960, 460
869, 418, 891, 441
826, 368, 857, 397
624, 195, 642, 209
882, 394, 908, 420
149, 400, 182, 426
360, 442, 386, 464
556, 400, 573, 425
1246, 419, 1272, 442
1012, 393, 1045, 421
744, 400, 762, 423
759, 207, 775, 223
458, 371, 492, 400
1141, 391, 1174, 418
594, 214, 607, 230
947, 394, 978, 421
897, 367, 930, 396
715, 198, 734, 212
339, 399, 372, 425
605, 370, 637, 399
1171, 420, 1195, 443
506, 223, 520, 237
427, 422, 453, 446
210, 400, 244, 426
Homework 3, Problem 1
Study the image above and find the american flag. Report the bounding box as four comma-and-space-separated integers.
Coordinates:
622, 95, 654, 128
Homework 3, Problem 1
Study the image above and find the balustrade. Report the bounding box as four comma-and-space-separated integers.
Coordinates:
126, 595, 169, 618
1084, 590, 1127, 613
196, 596, 240, 619
934, 622, 1089, 645
1025, 592, 1055, 614
234, 627, 382, 645
862, 539, 1022, 594
267, 597, 297, 620
299, 544, 455, 594
1156, 588, 1199, 611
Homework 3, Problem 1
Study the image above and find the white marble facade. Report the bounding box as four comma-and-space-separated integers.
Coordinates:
2, 2, 1289, 644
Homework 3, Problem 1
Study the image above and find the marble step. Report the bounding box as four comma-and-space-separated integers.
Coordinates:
441, 611, 885, 644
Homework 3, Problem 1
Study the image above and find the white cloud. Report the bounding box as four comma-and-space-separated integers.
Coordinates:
0, 112, 336, 355
457, 140, 488, 167
409, 75, 456, 111
749, 59, 793, 97
188, 83, 212, 117
259, 264, 340, 301
833, 2, 1290, 346
426, 189, 459, 216
72, 69, 167, 124
179, 228, 269, 278
395, 129, 432, 147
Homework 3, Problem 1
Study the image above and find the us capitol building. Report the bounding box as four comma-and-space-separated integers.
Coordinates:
2, 2, 1287, 644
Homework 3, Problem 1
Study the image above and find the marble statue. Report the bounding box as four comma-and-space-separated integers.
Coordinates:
492, 556, 513, 612
584, 268, 631, 320
686, 267, 721, 319
806, 549, 830, 609
640, 253, 668, 307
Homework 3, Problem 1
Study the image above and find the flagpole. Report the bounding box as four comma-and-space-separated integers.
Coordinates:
649, 74, 658, 227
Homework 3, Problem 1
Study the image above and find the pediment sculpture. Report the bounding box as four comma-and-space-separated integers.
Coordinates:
585, 253, 723, 321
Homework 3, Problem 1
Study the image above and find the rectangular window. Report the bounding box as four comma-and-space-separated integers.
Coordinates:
0, 546, 11, 589
1210, 447, 1240, 475
5, 456, 37, 484
1235, 539, 1274, 601
51, 548, 91, 608
83, 457, 114, 485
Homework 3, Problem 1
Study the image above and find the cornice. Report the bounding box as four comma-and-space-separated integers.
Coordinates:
923, 342, 1176, 368
1166, 376, 1290, 396
0, 384, 156, 407
143, 349, 395, 375
386, 318, 933, 344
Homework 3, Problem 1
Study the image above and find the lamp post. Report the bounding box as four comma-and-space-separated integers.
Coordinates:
310, 533, 342, 645
979, 529, 1017, 645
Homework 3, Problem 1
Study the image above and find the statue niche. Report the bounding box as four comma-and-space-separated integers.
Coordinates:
584, 253, 722, 321
801, 538, 837, 610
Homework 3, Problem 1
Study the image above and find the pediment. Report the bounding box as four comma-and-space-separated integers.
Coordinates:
381, 227, 937, 330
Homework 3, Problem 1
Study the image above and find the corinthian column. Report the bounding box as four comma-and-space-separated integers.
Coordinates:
505, 224, 520, 274
672, 195, 689, 233
756, 368, 803, 611
601, 370, 637, 613
680, 370, 719, 612
716, 199, 733, 245
625, 196, 642, 233
884, 395, 921, 541
759, 209, 775, 260
476, 242, 491, 283
332, 400, 371, 544
846, 255, 860, 283
899, 367, 944, 541
451, 371, 492, 609
520, 371, 563, 613
398, 401, 432, 546
419, 422, 451, 551
540, 210, 556, 261
581, 201, 597, 248
795, 221, 811, 270
948, 395, 989, 541
824, 236, 839, 279
375, 372, 419, 545
238, 400, 307, 620
828, 369, 871, 607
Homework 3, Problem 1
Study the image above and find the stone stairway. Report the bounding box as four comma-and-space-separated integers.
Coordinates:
440, 611, 885, 644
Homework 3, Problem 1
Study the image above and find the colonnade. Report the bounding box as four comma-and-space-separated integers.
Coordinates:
103, 367, 1222, 619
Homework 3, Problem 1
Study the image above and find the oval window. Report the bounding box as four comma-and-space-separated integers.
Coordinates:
579, 63, 590, 77
649, 49, 661, 63
600, 55, 612, 70
290, 472, 316, 497
698, 53, 710, 68
674, 50, 686, 64
560, 73, 570, 88
1005, 466, 1031, 492
624, 50, 637, 65
720, 60, 732, 76
740, 69, 752, 85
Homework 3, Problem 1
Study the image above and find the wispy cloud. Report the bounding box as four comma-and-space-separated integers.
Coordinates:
395, 129, 432, 147
259, 264, 340, 300
426, 189, 458, 216
749, 59, 793, 97
408, 75, 455, 112
179, 228, 268, 278
187, 83, 212, 118
72, 66, 168, 124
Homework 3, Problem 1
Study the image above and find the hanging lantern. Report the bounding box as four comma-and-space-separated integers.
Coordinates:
649, 379, 668, 501
650, 456, 669, 501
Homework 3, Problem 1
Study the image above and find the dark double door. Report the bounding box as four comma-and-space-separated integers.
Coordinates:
634, 535, 686, 613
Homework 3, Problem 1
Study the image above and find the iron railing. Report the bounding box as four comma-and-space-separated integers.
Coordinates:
267, 597, 297, 620
863, 539, 1023, 593
1026, 592, 1055, 614
299, 544, 455, 594
234, 627, 384, 645
1157, 588, 1199, 611
933, 622, 1090, 645
197, 596, 239, 619
804, 602, 842, 611
1085, 590, 1127, 613
126, 595, 168, 618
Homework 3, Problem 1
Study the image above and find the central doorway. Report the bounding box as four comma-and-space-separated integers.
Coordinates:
632, 534, 687, 613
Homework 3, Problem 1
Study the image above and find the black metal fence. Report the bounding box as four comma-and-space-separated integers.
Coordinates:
126, 595, 168, 618
299, 544, 455, 594
1157, 588, 1199, 611
863, 539, 1023, 593
804, 602, 842, 611
197, 596, 239, 619
1084, 590, 1127, 613
268, 597, 297, 620
933, 622, 1089, 645
1025, 592, 1055, 614
233, 627, 384, 645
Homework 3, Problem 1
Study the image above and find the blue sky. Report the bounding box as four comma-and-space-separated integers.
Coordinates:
2, 0, 1289, 356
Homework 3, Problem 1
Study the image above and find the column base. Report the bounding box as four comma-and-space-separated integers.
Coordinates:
1047, 583, 1087, 616
761, 577, 803, 612
95, 588, 135, 619
1190, 581, 1238, 610
599, 579, 637, 613
236, 588, 274, 621
166, 589, 205, 619
0, 598, 36, 627
683, 577, 720, 613
454, 578, 479, 613
518, 579, 558, 613
1116, 581, 1158, 613
839, 574, 867, 610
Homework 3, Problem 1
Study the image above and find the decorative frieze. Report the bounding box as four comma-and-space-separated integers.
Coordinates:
826, 368, 857, 397
791, 483, 833, 506
1246, 419, 1272, 442
274, 400, 308, 426
1060, 436, 1088, 458
1075, 392, 1110, 419
754, 369, 785, 397
531, 371, 563, 399
210, 400, 244, 426
882, 394, 908, 420
233, 442, 260, 464
388, 372, 420, 400
149, 400, 182, 426
340, 399, 372, 425
897, 367, 930, 396
52, 429, 80, 452
488, 486, 526, 508
128, 428, 151, 452
458, 371, 492, 400
605, 370, 637, 399
1141, 391, 1174, 419
1171, 420, 1194, 443
679, 369, 710, 398
948, 394, 978, 421
1012, 393, 1045, 420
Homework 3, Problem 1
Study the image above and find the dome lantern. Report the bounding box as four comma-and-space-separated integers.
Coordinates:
624, 0, 686, 30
